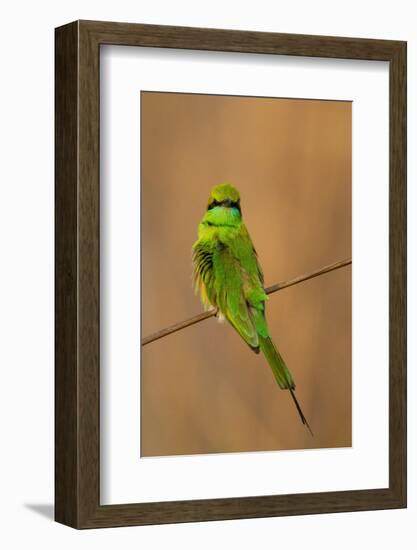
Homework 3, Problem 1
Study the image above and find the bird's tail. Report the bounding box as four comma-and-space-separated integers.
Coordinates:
259, 336, 313, 436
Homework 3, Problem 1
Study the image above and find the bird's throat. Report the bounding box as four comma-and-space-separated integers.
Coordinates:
203, 206, 241, 227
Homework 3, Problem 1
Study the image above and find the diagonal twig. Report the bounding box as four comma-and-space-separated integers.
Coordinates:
141, 257, 352, 347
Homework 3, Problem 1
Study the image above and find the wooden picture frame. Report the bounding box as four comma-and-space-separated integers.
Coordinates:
55, 20, 407, 529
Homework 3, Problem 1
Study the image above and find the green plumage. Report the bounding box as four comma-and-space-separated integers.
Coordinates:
192, 182, 311, 433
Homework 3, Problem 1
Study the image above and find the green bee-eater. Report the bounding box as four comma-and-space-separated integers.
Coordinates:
192, 182, 312, 434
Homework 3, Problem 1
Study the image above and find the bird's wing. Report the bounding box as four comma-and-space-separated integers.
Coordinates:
213, 243, 260, 351
192, 242, 215, 310
239, 224, 264, 286
193, 235, 264, 352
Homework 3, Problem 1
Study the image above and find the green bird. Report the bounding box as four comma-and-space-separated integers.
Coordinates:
192, 182, 312, 434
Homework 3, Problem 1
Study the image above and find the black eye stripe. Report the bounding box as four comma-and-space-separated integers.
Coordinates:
207, 200, 220, 210
207, 199, 241, 212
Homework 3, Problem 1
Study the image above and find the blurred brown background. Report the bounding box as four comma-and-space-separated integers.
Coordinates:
141, 92, 351, 457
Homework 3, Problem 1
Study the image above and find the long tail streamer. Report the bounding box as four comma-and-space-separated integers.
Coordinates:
289, 388, 313, 437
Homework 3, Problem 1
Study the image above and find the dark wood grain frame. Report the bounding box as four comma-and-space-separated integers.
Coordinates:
55, 20, 407, 529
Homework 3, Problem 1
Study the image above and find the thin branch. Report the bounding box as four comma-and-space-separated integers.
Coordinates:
142, 257, 352, 347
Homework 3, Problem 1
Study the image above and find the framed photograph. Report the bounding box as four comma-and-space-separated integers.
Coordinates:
55, 20, 406, 528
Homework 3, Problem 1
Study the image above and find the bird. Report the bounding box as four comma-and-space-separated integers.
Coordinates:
192, 182, 312, 435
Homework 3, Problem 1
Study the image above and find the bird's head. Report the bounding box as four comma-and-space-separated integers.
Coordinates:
207, 182, 241, 214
